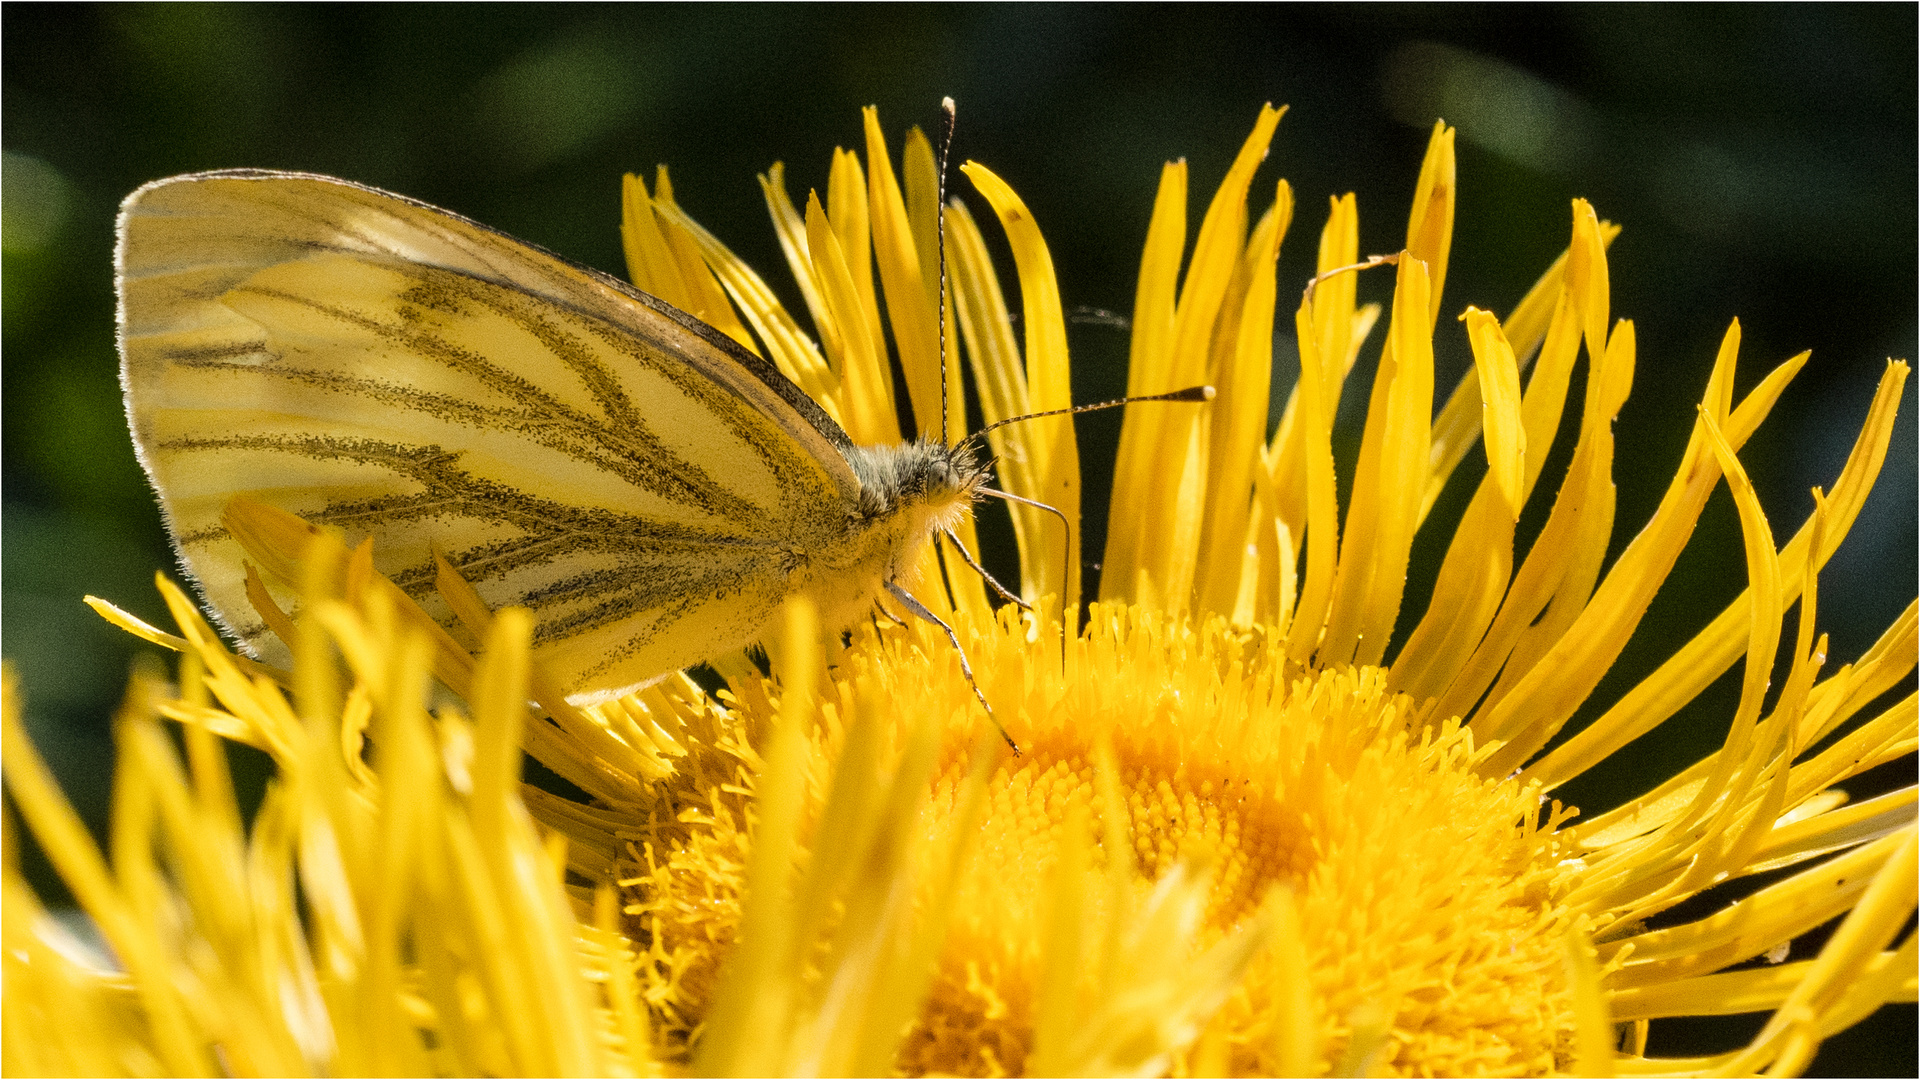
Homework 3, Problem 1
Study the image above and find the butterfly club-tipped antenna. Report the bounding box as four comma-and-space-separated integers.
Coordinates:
964, 383, 1216, 452
933, 99, 1211, 593
893, 100, 1216, 758
876, 97, 1024, 758
937, 96, 958, 452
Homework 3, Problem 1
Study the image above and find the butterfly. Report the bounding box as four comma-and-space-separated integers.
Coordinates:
116, 170, 994, 708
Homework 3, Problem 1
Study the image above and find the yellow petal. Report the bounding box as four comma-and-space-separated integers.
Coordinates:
1461, 306, 1528, 517
962, 161, 1083, 611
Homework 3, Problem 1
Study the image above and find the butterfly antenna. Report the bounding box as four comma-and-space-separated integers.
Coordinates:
937, 96, 957, 450
964, 388, 1212, 628
961, 384, 1215, 457
886, 581, 1020, 755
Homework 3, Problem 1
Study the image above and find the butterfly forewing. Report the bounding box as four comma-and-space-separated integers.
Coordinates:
118, 171, 866, 699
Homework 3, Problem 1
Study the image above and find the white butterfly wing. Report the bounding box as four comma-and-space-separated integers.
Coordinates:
118, 171, 863, 699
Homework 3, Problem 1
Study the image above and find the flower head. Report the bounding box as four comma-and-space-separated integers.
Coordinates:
5, 106, 1914, 1077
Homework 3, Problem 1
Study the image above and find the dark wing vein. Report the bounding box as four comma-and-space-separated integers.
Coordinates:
217, 268, 781, 526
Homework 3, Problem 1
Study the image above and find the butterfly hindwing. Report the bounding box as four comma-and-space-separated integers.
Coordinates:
118, 171, 864, 699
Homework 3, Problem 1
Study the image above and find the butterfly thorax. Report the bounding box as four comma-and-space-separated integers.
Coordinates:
794, 438, 989, 628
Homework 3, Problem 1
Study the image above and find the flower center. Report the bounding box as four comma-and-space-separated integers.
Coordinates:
630, 605, 1587, 1075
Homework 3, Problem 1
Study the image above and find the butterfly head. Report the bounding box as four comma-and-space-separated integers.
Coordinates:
850, 438, 990, 531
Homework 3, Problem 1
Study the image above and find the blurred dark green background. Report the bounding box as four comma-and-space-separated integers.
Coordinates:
4, 5, 1913, 1071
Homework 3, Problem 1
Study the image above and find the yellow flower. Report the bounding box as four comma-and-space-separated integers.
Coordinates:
5, 105, 1914, 1077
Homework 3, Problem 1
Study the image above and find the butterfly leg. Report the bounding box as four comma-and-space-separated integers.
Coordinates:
873, 600, 911, 629
940, 528, 1031, 611
883, 580, 1020, 756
